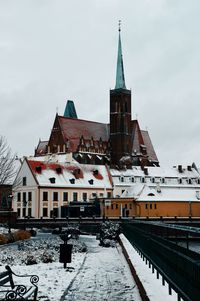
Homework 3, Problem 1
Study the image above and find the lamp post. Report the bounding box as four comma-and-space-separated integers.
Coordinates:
7, 194, 13, 233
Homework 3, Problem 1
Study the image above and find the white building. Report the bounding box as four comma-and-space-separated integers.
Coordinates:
13, 154, 112, 218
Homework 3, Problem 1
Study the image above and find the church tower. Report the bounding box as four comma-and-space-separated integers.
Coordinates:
110, 23, 132, 167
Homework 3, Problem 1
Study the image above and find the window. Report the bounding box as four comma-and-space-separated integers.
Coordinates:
82, 193, 87, 201
125, 204, 127, 209
53, 192, 58, 202
151, 178, 155, 183
188, 178, 192, 184
179, 178, 182, 184
17, 193, 21, 202
148, 193, 155, 196
131, 177, 134, 183
150, 204, 152, 209
28, 192, 32, 201
43, 208, 48, 217
141, 177, 145, 183
63, 192, 68, 202
121, 177, 124, 183
43, 191, 48, 201
111, 204, 114, 210
116, 204, 118, 209
73, 192, 78, 202
145, 204, 148, 209
107, 192, 111, 198
162, 178, 165, 184
23, 208, 26, 217
129, 204, 132, 209
23, 192, 26, 205
28, 208, 32, 217
17, 208, 20, 217
154, 204, 157, 209
22, 177, 27, 186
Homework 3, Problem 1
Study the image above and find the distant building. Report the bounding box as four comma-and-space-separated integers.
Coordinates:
102, 165, 200, 218
35, 28, 159, 169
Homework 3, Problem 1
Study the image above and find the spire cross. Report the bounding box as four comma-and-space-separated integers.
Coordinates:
118, 20, 121, 32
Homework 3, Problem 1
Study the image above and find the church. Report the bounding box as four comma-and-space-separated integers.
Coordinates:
35, 27, 159, 169
16, 27, 200, 220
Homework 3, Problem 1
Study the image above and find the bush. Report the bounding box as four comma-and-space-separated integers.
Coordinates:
0, 234, 8, 245
13, 230, 31, 241
99, 221, 121, 247
25, 255, 37, 265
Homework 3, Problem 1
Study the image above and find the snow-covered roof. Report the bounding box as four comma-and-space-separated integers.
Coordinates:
26, 157, 112, 189
110, 166, 200, 178
122, 183, 200, 202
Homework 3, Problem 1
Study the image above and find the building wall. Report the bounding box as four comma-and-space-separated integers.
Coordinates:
38, 187, 112, 218
100, 199, 136, 218
102, 198, 200, 218
137, 201, 200, 218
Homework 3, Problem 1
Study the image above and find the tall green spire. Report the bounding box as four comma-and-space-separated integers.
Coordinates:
115, 21, 126, 89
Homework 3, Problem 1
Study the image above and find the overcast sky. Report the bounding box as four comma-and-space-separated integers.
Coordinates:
0, 0, 200, 167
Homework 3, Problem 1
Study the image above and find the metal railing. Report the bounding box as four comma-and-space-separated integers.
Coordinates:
123, 223, 200, 301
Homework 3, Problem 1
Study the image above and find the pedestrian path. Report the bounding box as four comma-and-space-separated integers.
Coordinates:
61, 236, 142, 301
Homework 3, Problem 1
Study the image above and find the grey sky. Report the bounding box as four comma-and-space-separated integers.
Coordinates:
0, 0, 200, 167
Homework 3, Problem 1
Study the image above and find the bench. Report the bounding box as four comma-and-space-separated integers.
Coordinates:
0, 265, 39, 300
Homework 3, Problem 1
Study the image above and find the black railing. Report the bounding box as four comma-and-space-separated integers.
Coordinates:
123, 223, 200, 301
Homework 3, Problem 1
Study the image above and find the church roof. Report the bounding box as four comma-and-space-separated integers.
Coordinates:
115, 27, 126, 89
132, 120, 158, 163
58, 116, 109, 152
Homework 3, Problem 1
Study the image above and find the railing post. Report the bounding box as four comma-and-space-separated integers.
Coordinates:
162, 276, 165, 286
168, 283, 172, 295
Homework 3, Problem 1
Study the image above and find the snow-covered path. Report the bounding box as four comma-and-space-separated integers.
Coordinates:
61, 236, 141, 301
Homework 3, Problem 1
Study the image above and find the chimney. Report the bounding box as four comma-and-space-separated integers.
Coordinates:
143, 167, 148, 175
178, 165, 183, 173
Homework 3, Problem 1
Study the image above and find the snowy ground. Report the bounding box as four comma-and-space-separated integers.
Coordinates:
63, 236, 141, 301
0, 232, 141, 301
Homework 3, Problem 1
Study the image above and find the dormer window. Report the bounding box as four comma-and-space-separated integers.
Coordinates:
56, 167, 62, 174
141, 177, 145, 183
35, 166, 42, 173
121, 177, 124, 183
69, 178, 75, 184
49, 177, 56, 184
93, 170, 99, 176
88, 179, 94, 185
131, 177, 134, 183
151, 178, 155, 183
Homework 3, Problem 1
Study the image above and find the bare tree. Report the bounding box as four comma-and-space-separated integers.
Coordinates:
0, 135, 18, 185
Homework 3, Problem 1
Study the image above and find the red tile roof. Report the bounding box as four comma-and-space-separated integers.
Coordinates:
58, 116, 109, 152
